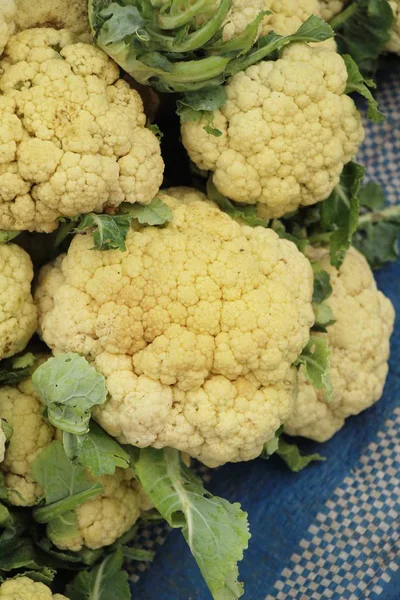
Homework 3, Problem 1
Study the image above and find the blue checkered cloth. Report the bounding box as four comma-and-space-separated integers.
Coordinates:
130, 59, 400, 600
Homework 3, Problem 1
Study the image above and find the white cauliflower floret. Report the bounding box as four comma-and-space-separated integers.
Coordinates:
388, 1, 400, 53
0, 378, 54, 505
35, 189, 315, 467
0, 576, 68, 599
0, 422, 6, 463
51, 469, 145, 551
0, 28, 164, 232
317, 0, 347, 21
285, 247, 395, 442
0, 243, 37, 359
0, 0, 15, 55
182, 43, 364, 220
15, 0, 89, 36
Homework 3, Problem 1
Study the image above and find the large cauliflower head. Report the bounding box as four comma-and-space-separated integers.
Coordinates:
15, 0, 89, 37
50, 469, 147, 551
0, 243, 37, 360
35, 189, 314, 467
0, 28, 164, 232
0, 0, 15, 56
285, 247, 395, 442
0, 576, 68, 599
0, 378, 54, 505
181, 43, 364, 220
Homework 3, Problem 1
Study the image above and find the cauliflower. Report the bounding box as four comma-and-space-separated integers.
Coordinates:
0, 243, 37, 360
285, 247, 395, 442
35, 189, 315, 467
388, 1, 400, 53
15, 0, 89, 37
182, 43, 364, 220
0, 422, 6, 463
317, 0, 347, 21
51, 468, 146, 551
0, 28, 164, 233
0, 577, 68, 599
0, 0, 15, 56
0, 378, 54, 505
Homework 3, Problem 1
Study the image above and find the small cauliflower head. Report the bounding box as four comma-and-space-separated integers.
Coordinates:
182, 43, 364, 220
35, 189, 315, 467
0, 0, 15, 56
285, 247, 395, 442
0, 577, 68, 600
388, 1, 400, 53
0, 243, 37, 359
0, 28, 164, 232
15, 0, 89, 36
50, 469, 146, 551
0, 377, 54, 505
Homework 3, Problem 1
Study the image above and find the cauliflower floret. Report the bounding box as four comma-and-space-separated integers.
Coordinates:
285, 247, 395, 442
50, 469, 145, 551
0, 422, 6, 463
0, 378, 54, 505
0, 576, 68, 599
182, 43, 364, 219
317, 0, 347, 21
15, 0, 89, 37
0, 243, 37, 359
0, 0, 15, 56
0, 28, 164, 232
388, 1, 400, 53
35, 190, 315, 467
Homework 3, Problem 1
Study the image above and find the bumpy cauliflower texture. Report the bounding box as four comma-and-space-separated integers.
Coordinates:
317, 0, 346, 21
182, 44, 364, 219
0, 378, 54, 505
0, 28, 163, 232
35, 189, 314, 467
285, 247, 395, 442
0, 0, 15, 55
0, 243, 37, 359
388, 1, 400, 53
15, 0, 89, 36
50, 469, 146, 551
0, 577, 68, 599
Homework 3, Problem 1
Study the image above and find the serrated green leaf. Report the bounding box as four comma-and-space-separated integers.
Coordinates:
76, 213, 132, 251
0, 231, 20, 244
344, 55, 384, 123
32, 354, 106, 435
0, 353, 36, 386
66, 549, 131, 600
121, 197, 173, 226
296, 337, 333, 401
311, 264, 333, 304
312, 303, 336, 333
276, 439, 325, 472
135, 447, 250, 600
353, 201, 400, 269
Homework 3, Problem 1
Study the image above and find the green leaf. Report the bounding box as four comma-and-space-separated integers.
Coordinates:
66, 549, 131, 600
63, 422, 130, 477
32, 441, 103, 524
259, 425, 284, 458
0, 231, 20, 243
177, 87, 227, 122
76, 214, 132, 251
330, 0, 393, 76
32, 354, 107, 435
344, 55, 384, 123
312, 303, 336, 333
0, 353, 36, 386
311, 263, 332, 304
296, 337, 333, 401
121, 546, 155, 562
359, 181, 386, 210
135, 447, 250, 600
207, 179, 269, 227
1, 419, 12, 442
275, 439, 325, 472
120, 197, 173, 226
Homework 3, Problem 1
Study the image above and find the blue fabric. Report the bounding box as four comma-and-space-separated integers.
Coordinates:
131, 59, 400, 600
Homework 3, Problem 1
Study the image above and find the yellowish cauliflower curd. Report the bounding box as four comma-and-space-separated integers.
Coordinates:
0, 0, 15, 56
317, 0, 347, 21
388, 1, 400, 53
0, 243, 37, 360
35, 189, 315, 467
0, 576, 68, 599
182, 44, 364, 220
15, 0, 89, 36
0, 375, 148, 549
0, 28, 164, 232
0, 421, 6, 462
285, 247, 395, 442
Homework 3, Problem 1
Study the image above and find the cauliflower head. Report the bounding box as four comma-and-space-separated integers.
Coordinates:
15, 0, 89, 36
50, 469, 146, 551
388, 1, 400, 53
285, 247, 395, 442
0, 243, 37, 360
0, 377, 54, 505
35, 189, 315, 467
181, 43, 364, 220
0, 0, 15, 56
0, 577, 68, 600
0, 28, 164, 232
317, 0, 347, 21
